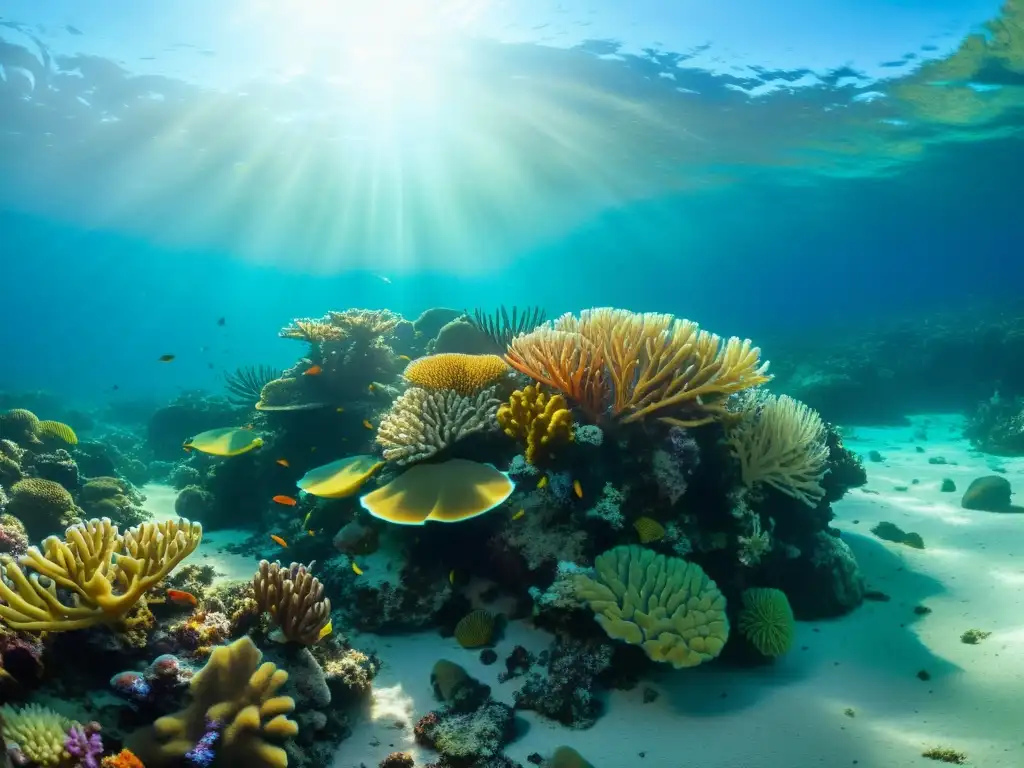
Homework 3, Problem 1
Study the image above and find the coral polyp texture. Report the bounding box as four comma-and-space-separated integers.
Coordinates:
737, 587, 796, 657
0, 517, 202, 631
573, 544, 729, 668
131, 636, 298, 768
727, 392, 830, 506
253, 560, 332, 645
376, 386, 500, 465
506, 307, 771, 425
497, 384, 574, 465
402, 353, 510, 395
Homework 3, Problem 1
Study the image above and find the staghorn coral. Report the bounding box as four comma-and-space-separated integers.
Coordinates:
727, 392, 830, 507
403, 353, 510, 395
327, 308, 401, 343
0, 517, 202, 632
497, 385, 574, 465
7, 477, 81, 539
376, 386, 500, 465
506, 308, 771, 426
573, 544, 729, 668
131, 636, 299, 768
253, 560, 332, 645
64, 722, 103, 767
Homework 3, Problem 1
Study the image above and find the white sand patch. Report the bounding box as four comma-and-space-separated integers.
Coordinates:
332, 413, 1024, 767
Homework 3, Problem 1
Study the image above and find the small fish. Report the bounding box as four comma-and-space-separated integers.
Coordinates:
307, 529, 315, 537
276, 459, 290, 467
352, 562, 364, 575
362, 419, 374, 430
336, 407, 345, 413
397, 355, 411, 361
449, 569, 456, 585
208, 362, 215, 370
368, 384, 376, 393
303, 512, 313, 527
536, 476, 548, 489
112, 384, 119, 391
182, 445, 193, 453
167, 588, 198, 607
217, 317, 226, 326
573, 480, 583, 498
303, 364, 322, 376
317, 619, 333, 641
271, 534, 288, 548
374, 274, 392, 284
272, 495, 297, 506
512, 508, 525, 520
158, 354, 175, 362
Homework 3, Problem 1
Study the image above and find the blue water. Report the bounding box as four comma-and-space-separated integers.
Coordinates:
1, 0, 1022, 402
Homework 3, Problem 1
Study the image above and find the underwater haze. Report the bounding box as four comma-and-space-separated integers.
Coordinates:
1, 3, 1024, 768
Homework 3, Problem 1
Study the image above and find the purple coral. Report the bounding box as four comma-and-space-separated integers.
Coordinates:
184, 718, 222, 767
64, 722, 103, 768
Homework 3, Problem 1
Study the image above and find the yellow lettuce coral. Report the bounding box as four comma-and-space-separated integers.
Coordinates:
573, 544, 729, 668
497, 385, 574, 464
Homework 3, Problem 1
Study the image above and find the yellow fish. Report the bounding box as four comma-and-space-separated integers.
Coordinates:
307, 529, 315, 537
362, 420, 374, 430
512, 508, 525, 520
449, 569, 456, 585
303, 511, 312, 527
317, 619, 333, 641
368, 384, 376, 393
573, 480, 583, 498
398, 355, 411, 361
352, 562, 364, 575
336, 407, 345, 413
537, 476, 548, 489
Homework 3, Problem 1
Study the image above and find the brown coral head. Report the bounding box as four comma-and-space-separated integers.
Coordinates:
253, 560, 332, 645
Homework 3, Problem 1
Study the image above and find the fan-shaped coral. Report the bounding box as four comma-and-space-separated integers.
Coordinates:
376, 387, 500, 465
253, 560, 332, 645
0, 703, 74, 767
0, 517, 202, 631
573, 544, 729, 668
737, 587, 795, 657
506, 308, 771, 426
359, 459, 515, 525
497, 385, 574, 465
403, 353, 510, 395
130, 636, 298, 768
726, 393, 830, 507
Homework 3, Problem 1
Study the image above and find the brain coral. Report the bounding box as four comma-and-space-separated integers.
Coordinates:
7, 478, 79, 539
403, 353, 509, 395
573, 544, 729, 668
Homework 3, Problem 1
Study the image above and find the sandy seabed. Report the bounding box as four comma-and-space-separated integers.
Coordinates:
144, 413, 1024, 767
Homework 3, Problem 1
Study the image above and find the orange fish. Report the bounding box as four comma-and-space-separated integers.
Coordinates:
276, 459, 290, 467
272, 495, 297, 506
158, 354, 175, 362
303, 365, 322, 376
167, 588, 197, 607
362, 420, 374, 430
573, 480, 583, 498
271, 534, 288, 547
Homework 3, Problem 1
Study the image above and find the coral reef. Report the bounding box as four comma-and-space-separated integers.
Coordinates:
513, 638, 613, 729
253, 560, 332, 645
377, 387, 500, 465
497, 385, 574, 465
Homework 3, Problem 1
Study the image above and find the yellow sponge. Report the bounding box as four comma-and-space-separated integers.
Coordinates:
574, 544, 729, 668
497, 385, 574, 464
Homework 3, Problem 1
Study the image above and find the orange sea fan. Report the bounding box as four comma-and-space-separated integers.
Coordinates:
403, 353, 510, 395
504, 327, 610, 420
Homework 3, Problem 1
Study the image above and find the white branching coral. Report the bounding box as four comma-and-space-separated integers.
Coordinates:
376, 386, 499, 465
726, 392, 830, 507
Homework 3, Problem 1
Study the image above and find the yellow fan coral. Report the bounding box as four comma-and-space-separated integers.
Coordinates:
131, 636, 298, 768
573, 544, 729, 668
0, 703, 74, 767
726, 393, 830, 507
507, 308, 771, 427
0, 517, 202, 632
403, 353, 510, 395
497, 385, 574, 465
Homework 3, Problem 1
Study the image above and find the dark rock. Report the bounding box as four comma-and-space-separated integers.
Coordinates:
961, 476, 1012, 512
867, 450, 883, 463
927, 456, 947, 465
480, 649, 498, 666
940, 478, 956, 493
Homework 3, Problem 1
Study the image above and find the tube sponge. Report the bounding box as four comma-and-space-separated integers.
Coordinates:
573, 545, 729, 668
131, 636, 298, 768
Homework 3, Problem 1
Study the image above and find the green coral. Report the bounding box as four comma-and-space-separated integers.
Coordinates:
79, 477, 148, 529
737, 587, 795, 657
7, 478, 80, 539
573, 544, 729, 668
0, 703, 74, 766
